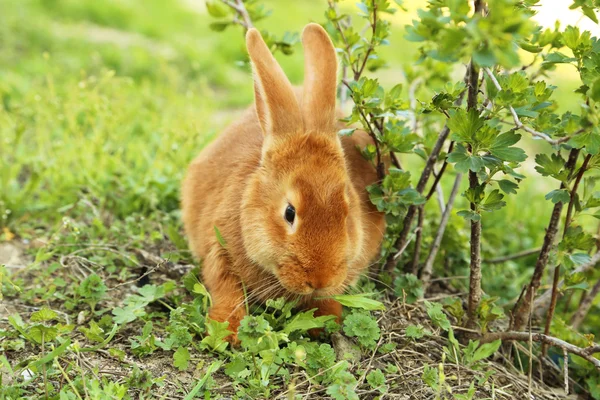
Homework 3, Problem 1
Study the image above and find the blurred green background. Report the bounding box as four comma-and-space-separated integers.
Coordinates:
0, 0, 597, 331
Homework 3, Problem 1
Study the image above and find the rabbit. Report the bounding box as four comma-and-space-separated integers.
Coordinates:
181, 23, 385, 342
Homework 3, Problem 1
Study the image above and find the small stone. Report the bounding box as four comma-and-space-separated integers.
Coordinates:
331, 332, 361, 362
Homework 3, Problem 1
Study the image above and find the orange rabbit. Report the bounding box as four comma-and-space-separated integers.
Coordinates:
181, 23, 385, 340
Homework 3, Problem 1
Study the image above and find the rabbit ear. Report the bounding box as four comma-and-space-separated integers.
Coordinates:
301, 23, 338, 134
246, 28, 303, 136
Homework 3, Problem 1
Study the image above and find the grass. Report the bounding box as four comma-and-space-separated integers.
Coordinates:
1, 0, 599, 399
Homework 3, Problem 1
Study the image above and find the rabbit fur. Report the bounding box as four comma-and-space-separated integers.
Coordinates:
181, 23, 385, 341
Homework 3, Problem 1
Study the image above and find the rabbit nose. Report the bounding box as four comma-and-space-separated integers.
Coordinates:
305, 278, 331, 290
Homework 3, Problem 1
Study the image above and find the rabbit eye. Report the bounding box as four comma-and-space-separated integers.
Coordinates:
284, 204, 296, 225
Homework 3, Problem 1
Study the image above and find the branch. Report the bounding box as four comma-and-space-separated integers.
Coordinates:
221, 0, 254, 30
483, 68, 575, 146
543, 152, 592, 355
421, 173, 463, 290
342, 80, 384, 180
564, 154, 592, 234
390, 152, 402, 169
435, 178, 446, 213
409, 206, 425, 274
534, 249, 600, 313
408, 77, 424, 133
481, 331, 600, 370
355, 2, 378, 80
384, 126, 451, 272
571, 277, 600, 328
385, 61, 473, 273
426, 142, 454, 201
466, 58, 482, 332
512, 148, 581, 331
484, 248, 540, 264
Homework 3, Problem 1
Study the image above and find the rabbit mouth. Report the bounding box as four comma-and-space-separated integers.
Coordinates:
275, 273, 345, 296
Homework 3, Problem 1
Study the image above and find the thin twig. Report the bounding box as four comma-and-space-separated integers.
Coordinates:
528, 279, 534, 397
410, 206, 424, 275
509, 285, 527, 330
385, 126, 452, 271
426, 142, 454, 201
390, 152, 402, 169
421, 173, 463, 290
563, 348, 569, 396
435, 180, 446, 214
355, 2, 378, 80
484, 248, 541, 264
571, 277, 600, 328
393, 227, 421, 261
221, 0, 254, 30
342, 80, 384, 179
564, 154, 592, 235
408, 77, 424, 133
480, 331, 600, 370
542, 264, 561, 357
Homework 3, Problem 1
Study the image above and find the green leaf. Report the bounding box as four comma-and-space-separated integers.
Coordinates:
366, 369, 387, 393
447, 109, 484, 143
173, 347, 190, 371
206, 0, 230, 18
405, 324, 429, 339
492, 131, 520, 148
581, 6, 599, 24
183, 361, 223, 400
457, 210, 481, 221
394, 273, 424, 303
490, 132, 526, 162
498, 179, 518, 194
545, 189, 570, 204
214, 226, 227, 248
422, 365, 439, 390
331, 293, 386, 311
569, 252, 591, 267
518, 40, 543, 53
32, 339, 71, 369
28, 325, 58, 344
338, 128, 356, 136
490, 146, 527, 162
30, 307, 58, 322
543, 52, 577, 64
78, 274, 107, 307
282, 310, 335, 334
81, 323, 119, 352
535, 153, 566, 178
480, 189, 506, 212
569, 131, 600, 155
472, 340, 501, 362
209, 22, 230, 32
79, 320, 105, 343
113, 303, 145, 325
8, 315, 31, 341
424, 301, 451, 331
563, 26, 580, 50
474, 47, 496, 67
200, 319, 231, 353
447, 144, 484, 173
343, 311, 380, 349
